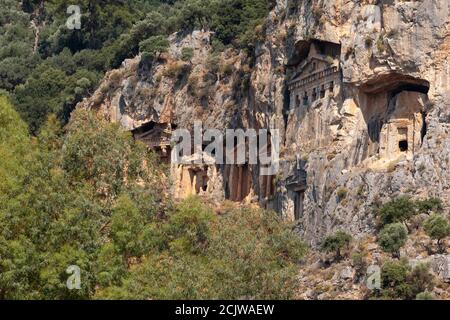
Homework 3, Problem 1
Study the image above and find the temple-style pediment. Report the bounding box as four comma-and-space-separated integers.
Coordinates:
287, 39, 342, 110
131, 121, 174, 163
289, 57, 333, 84
131, 121, 173, 149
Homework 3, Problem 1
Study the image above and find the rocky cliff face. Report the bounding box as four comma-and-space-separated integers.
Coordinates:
76, 0, 450, 246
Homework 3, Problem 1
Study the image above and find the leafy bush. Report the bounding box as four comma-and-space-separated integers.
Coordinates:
206, 52, 221, 75
0, 107, 166, 299
0, 95, 30, 197
378, 223, 408, 257
321, 231, 352, 260
219, 60, 235, 76
380, 259, 412, 299
162, 61, 187, 79
351, 252, 367, 280
407, 263, 434, 297
13, 65, 70, 133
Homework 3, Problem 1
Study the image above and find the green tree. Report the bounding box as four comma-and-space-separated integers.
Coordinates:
0, 95, 30, 197
377, 196, 416, 226
210, 0, 268, 48
0, 108, 165, 299
378, 223, 408, 258
181, 47, 194, 62
110, 195, 146, 260
351, 252, 367, 280
380, 259, 412, 299
407, 263, 434, 298
96, 198, 307, 300
321, 231, 352, 261
139, 35, 170, 59
416, 291, 435, 300
166, 196, 214, 254
379, 260, 434, 300
423, 214, 450, 253
415, 197, 443, 214
62, 109, 149, 202
13, 65, 70, 133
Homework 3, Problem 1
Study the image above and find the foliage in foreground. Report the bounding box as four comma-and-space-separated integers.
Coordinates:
0, 101, 306, 299
97, 199, 307, 299
378, 260, 434, 300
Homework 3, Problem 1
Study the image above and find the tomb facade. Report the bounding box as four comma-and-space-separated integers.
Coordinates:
223, 139, 254, 203
224, 164, 252, 202
285, 160, 308, 222
131, 121, 174, 163
357, 73, 430, 164
258, 134, 276, 205
287, 40, 341, 110
378, 91, 426, 161
171, 152, 217, 199
173, 165, 210, 198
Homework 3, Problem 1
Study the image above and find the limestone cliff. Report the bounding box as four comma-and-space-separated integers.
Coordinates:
76, 0, 450, 248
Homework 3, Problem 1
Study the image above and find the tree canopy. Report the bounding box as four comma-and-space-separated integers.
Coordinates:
0, 98, 306, 299
0, 0, 270, 133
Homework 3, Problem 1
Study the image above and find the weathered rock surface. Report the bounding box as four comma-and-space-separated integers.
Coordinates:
76, 0, 450, 247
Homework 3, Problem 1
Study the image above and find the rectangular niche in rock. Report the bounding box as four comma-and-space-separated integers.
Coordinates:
287, 39, 341, 111
378, 91, 428, 161
260, 174, 276, 201
224, 164, 252, 202
397, 128, 408, 152
286, 161, 307, 221
294, 190, 305, 220
359, 74, 430, 163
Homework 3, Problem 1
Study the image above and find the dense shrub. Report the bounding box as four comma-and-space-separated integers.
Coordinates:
321, 231, 352, 260
380, 260, 412, 299
378, 223, 408, 257
415, 198, 443, 214
336, 187, 348, 200
139, 35, 170, 59
0, 95, 30, 197
423, 214, 450, 252
380, 260, 434, 300
377, 196, 416, 226
181, 47, 194, 62
416, 292, 435, 300
351, 252, 367, 280
96, 199, 308, 299
0, 107, 165, 299
407, 263, 434, 297
162, 61, 187, 79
